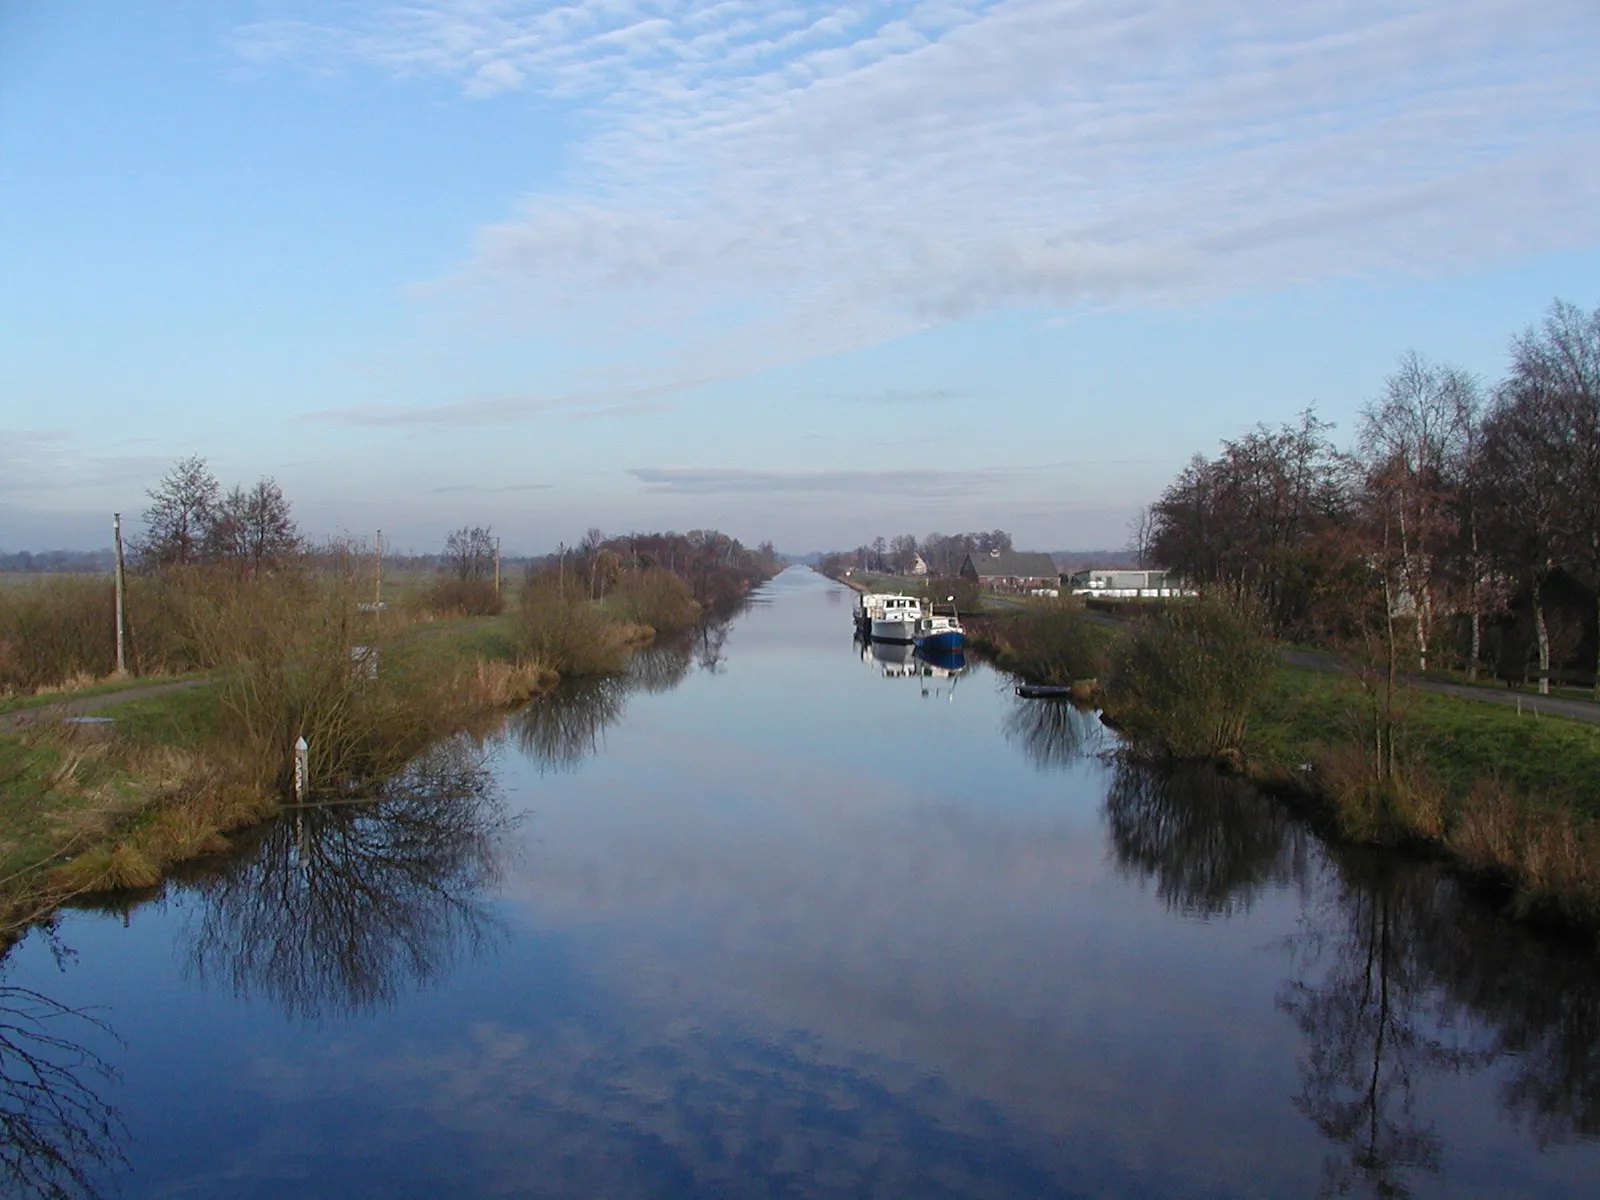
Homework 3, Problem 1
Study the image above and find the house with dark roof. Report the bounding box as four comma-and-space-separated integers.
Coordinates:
959, 550, 1061, 593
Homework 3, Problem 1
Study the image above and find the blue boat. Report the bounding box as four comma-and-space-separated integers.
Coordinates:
912, 601, 965, 652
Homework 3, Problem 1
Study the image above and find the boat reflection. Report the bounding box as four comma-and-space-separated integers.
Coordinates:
856, 635, 966, 686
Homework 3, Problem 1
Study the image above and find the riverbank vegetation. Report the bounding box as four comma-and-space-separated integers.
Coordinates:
977, 594, 1600, 928
973, 298, 1600, 930
1, 459, 780, 939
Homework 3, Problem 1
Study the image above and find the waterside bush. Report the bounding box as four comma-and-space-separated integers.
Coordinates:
611, 567, 701, 635
987, 602, 1105, 687
1103, 597, 1275, 762
513, 579, 636, 679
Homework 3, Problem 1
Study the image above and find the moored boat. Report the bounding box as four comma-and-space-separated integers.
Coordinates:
858, 593, 922, 643
913, 601, 965, 652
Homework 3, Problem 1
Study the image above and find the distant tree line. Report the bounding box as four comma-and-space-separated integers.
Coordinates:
1139, 298, 1600, 695
821, 530, 1014, 577
529, 528, 780, 613
0, 548, 115, 573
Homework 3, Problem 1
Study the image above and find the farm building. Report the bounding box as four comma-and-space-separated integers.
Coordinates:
1066, 568, 1189, 598
959, 550, 1061, 593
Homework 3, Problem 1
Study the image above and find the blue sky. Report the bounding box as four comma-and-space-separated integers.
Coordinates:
4, 0, 1598, 555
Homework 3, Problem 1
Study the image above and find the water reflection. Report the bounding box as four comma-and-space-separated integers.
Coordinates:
1103, 761, 1309, 916
1002, 696, 1101, 770
511, 677, 632, 773
1102, 756, 1600, 1196
512, 621, 733, 771
628, 636, 695, 694
178, 736, 510, 1021
1280, 850, 1600, 1197
0, 957, 125, 1200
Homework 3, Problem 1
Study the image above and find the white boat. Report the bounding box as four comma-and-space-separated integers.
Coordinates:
861, 593, 922, 643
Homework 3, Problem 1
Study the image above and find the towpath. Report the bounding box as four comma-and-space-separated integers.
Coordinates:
0, 679, 208, 732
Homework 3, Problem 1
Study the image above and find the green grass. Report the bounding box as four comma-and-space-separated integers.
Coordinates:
390, 612, 518, 661
1245, 664, 1600, 821
99, 683, 222, 748
0, 728, 144, 881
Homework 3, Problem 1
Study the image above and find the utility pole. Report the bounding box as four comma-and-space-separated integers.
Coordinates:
112, 512, 127, 675
374, 528, 383, 607
493, 536, 501, 598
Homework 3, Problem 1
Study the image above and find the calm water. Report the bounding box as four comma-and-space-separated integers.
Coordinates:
5, 567, 1600, 1198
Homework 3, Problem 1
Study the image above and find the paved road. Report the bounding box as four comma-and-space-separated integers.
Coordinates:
0, 679, 207, 732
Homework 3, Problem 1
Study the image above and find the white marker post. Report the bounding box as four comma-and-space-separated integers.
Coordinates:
293, 735, 309, 802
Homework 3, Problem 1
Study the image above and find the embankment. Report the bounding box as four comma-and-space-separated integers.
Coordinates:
971, 602, 1600, 935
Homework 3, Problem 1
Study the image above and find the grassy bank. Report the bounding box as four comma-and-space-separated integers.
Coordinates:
0, 561, 763, 942
970, 599, 1600, 933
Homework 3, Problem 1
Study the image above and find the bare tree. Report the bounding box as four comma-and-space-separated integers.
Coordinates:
137, 456, 219, 568
443, 526, 496, 581
208, 478, 302, 575
1505, 300, 1600, 696
1127, 505, 1156, 567
889, 534, 918, 574
1359, 353, 1480, 672
1480, 384, 1567, 694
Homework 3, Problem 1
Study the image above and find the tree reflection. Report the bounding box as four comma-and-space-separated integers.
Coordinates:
1104, 762, 1600, 1193
1394, 874, 1600, 1149
1002, 697, 1101, 769
0, 966, 125, 1200
180, 736, 510, 1021
512, 677, 632, 773
1277, 857, 1490, 1198
628, 637, 695, 694
696, 619, 732, 673
1103, 761, 1308, 916
513, 619, 728, 771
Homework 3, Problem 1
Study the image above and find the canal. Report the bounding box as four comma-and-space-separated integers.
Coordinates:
4, 567, 1599, 1197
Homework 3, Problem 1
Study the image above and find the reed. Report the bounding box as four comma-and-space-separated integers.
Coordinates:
0, 576, 115, 692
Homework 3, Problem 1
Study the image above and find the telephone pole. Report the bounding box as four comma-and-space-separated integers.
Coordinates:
493, 536, 502, 597
113, 512, 127, 675
374, 529, 383, 607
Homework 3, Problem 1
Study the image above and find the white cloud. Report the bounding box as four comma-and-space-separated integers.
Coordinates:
239, 0, 1600, 387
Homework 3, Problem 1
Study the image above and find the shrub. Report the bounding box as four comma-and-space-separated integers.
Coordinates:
613, 568, 700, 635
514, 580, 632, 679
418, 575, 504, 617
1103, 595, 1275, 761
182, 571, 508, 793
1001, 602, 1104, 686
0, 576, 115, 691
